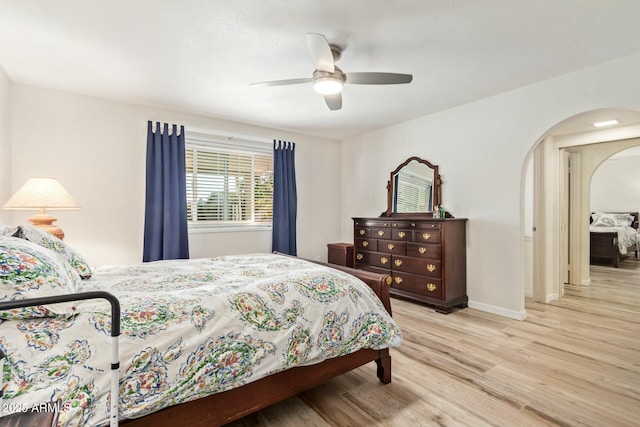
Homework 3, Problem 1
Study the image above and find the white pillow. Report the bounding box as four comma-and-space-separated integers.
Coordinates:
0, 224, 18, 236
592, 213, 634, 227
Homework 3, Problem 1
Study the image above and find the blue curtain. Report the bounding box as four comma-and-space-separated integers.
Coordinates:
272, 140, 297, 255
143, 121, 189, 261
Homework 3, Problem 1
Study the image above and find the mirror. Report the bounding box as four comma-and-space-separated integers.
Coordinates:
383, 157, 440, 216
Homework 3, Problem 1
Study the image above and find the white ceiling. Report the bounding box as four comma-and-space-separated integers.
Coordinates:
2, 0, 640, 140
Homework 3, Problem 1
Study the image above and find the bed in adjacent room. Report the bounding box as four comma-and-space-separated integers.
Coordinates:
0, 225, 402, 427
589, 212, 640, 267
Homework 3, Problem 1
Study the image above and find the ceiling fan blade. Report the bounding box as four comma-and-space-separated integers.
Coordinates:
345, 72, 413, 85
250, 77, 312, 87
324, 93, 342, 111
306, 33, 335, 73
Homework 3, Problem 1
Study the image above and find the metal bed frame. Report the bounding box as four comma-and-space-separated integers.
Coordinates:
0, 292, 121, 427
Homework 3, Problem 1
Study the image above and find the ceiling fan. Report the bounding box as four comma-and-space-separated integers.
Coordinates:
250, 33, 413, 111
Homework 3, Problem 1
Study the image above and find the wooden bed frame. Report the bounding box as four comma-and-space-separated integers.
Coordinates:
122, 262, 394, 426
590, 212, 639, 268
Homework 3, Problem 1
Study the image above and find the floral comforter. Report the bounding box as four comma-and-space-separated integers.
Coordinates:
0, 253, 402, 426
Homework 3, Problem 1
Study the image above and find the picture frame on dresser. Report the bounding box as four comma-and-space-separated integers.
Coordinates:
353, 156, 468, 314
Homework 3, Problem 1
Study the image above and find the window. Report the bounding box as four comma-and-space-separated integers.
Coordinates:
186, 138, 273, 229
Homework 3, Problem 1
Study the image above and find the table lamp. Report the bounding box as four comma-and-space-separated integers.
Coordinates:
2, 177, 80, 240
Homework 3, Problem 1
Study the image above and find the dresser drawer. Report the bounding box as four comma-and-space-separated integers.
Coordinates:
407, 242, 441, 259
372, 227, 391, 239
391, 229, 412, 241
355, 238, 377, 252
391, 271, 443, 299
355, 251, 393, 269
391, 255, 441, 277
357, 226, 391, 239
355, 219, 391, 228
413, 230, 441, 244
391, 221, 441, 229
378, 239, 406, 254
355, 227, 369, 237
414, 222, 442, 230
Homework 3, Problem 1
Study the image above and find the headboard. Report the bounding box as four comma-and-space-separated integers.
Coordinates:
590, 211, 639, 229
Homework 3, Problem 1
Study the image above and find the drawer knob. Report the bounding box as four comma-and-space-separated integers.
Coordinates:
378, 230, 385, 237
359, 229, 366, 236
356, 253, 363, 260
394, 276, 403, 284
381, 257, 389, 265
426, 283, 437, 292
418, 247, 426, 254
386, 276, 392, 286
387, 243, 395, 250
398, 231, 406, 239
411, 223, 416, 227
426, 264, 436, 272
422, 233, 431, 240
362, 241, 369, 247
394, 259, 403, 267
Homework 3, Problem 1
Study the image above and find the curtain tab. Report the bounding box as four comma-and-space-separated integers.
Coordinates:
273, 139, 295, 151
148, 121, 184, 136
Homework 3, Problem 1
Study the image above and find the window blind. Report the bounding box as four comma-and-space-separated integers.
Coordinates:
186, 141, 273, 227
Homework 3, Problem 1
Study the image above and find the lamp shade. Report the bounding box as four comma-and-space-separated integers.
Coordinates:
3, 177, 80, 210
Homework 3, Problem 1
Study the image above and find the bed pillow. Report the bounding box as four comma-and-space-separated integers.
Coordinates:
15, 225, 93, 279
0, 236, 82, 319
0, 224, 17, 236
591, 213, 634, 227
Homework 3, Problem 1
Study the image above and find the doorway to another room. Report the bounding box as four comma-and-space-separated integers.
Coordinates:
524, 109, 640, 309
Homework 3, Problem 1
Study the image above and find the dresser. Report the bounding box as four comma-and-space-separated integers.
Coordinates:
353, 217, 467, 313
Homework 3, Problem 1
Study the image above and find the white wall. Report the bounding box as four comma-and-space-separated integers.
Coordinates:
341, 52, 640, 319
0, 65, 10, 224
591, 153, 640, 213
8, 53, 640, 320
9, 84, 342, 265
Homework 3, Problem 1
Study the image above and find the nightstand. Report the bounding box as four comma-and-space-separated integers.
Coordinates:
327, 243, 355, 268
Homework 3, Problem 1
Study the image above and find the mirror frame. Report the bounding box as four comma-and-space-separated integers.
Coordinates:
382, 156, 441, 217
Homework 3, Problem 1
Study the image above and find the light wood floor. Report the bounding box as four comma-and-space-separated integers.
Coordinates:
229, 258, 640, 426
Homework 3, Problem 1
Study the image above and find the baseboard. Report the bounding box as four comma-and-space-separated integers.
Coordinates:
467, 300, 527, 320
545, 293, 559, 303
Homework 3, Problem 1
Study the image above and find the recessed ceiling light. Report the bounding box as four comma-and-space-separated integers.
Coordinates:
592, 119, 619, 128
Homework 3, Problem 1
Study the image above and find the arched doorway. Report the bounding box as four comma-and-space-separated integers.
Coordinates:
522, 109, 640, 305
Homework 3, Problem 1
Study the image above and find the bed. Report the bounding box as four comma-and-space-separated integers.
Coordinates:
589, 211, 640, 268
0, 225, 401, 426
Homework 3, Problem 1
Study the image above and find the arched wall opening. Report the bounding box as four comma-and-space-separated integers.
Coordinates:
521, 108, 640, 307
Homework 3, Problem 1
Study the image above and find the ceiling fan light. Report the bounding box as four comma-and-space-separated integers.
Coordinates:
313, 76, 343, 95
